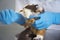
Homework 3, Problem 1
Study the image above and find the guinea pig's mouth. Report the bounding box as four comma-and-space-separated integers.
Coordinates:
22, 12, 40, 20
20, 8, 40, 19
32, 12, 40, 16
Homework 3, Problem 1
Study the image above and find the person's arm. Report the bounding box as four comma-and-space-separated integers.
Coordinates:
0, 9, 25, 24
31, 11, 60, 30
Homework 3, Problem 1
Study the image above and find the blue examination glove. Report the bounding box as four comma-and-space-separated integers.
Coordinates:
31, 11, 60, 30
0, 9, 25, 24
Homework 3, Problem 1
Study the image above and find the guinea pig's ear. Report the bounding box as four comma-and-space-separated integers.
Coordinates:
36, 9, 41, 12
36, 7, 45, 13
35, 4, 38, 6
20, 10, 23, 12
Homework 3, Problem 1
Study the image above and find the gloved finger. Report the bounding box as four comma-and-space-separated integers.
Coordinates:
0, 9, 10, 24
33, 20, 48, 29
33, 21, 44, 27
4, 9, 16, 24
1, 10, 5, 20
9, 9, 20, 23
34, 22, 47, 30
2, 10, 10, 21
4, 9, 11, 19
35, 22, 51, 30
0, 10, 5, 23
33, 18, 43, 25
9, 9, 16, 17
4, 9, 12, 24
9, 9, 19, 21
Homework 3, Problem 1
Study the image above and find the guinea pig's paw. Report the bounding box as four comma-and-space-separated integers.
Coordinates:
33, 37, 41, 40
33, 35, 43, 40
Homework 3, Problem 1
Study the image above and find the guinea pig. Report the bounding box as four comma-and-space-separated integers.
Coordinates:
20, 4, 44, 19
19, 4, 46, 40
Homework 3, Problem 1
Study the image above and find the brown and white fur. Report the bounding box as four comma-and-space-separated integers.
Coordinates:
20, 4, 46, 40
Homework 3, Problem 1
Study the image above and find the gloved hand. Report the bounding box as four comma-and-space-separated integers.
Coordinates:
0, 9, 25, 24
30, 11, 60, 30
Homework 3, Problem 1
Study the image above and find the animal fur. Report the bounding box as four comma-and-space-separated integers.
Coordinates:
16, 28, 36, 40
20, 4, 46, 40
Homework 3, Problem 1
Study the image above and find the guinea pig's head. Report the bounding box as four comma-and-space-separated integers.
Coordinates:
20, 4, 44, 19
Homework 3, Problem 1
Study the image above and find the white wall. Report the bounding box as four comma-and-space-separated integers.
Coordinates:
28, 0, 60, 12
15, 0, 29, 12
0, 0, 15, 10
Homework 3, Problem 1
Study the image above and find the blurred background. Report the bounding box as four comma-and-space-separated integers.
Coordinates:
0, 0, 60, 40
